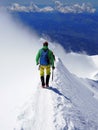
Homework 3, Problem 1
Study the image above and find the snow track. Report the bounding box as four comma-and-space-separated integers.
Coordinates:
32, 87, 55, 130
15, 86, 55, 130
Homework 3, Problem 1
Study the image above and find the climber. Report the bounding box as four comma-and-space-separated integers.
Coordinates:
36, 41, 55, 88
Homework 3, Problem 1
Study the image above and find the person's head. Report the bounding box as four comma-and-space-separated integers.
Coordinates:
43, 41, 48, 50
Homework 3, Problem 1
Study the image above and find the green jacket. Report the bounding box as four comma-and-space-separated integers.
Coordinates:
36, 47, 55, 67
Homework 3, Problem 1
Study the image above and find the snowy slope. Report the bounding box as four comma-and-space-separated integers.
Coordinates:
15, 58, 98, 130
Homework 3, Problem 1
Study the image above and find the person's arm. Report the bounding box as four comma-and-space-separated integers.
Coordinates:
36, 50, 40, 65
49, 50, 55, 68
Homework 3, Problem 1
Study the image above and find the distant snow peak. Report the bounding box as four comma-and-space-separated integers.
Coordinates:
54, 1, 96, 13
40, 6, 54, 12
7, 2, 96, 13
55, 0, 63, 8
8, 3, 40, 12
29, 3, 40, 12
8, 3, 54, 13
8, 3, 29, 12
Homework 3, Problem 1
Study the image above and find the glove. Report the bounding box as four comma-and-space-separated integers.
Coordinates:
52, 66, 55, 70
36, 62, 39, 65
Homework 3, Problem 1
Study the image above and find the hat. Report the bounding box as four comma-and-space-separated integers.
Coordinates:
43, 41, 48, 46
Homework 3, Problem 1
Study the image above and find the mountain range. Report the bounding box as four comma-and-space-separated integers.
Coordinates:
10, 11, 98, 55
7, 2, 96, 13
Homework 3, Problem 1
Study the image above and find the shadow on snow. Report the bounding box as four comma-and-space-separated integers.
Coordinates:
47, 86, 71, 102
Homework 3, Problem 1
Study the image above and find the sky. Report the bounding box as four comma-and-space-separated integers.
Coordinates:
0, 0, 98, 7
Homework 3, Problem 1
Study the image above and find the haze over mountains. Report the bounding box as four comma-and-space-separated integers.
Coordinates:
9, 11, 98, 55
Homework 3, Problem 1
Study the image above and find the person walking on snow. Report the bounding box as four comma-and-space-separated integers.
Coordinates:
36, 41, 55, 88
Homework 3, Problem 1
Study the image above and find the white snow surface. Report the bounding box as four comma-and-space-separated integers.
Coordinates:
15, 58, 98, 130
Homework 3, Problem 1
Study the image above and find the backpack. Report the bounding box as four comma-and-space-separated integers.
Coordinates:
40, 49, 49, 65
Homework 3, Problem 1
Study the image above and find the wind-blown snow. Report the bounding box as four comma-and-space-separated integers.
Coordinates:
0, 11, 98, 130
0, 11, 40, 130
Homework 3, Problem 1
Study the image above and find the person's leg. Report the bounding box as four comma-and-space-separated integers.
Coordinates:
46, 75, 50, 87
40, 66, 45, 87
46, 65, 51, 87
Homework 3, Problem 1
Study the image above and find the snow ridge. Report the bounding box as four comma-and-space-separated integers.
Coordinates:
15, 58, 98, 130
53, 58, 98, 130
